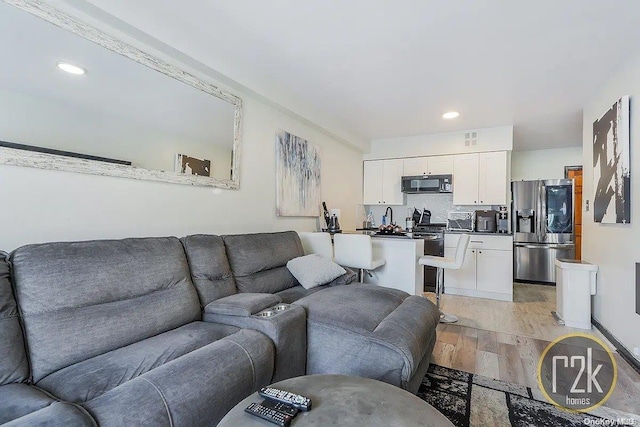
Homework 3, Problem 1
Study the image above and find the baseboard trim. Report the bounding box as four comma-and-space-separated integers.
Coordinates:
591, 317, 640, 375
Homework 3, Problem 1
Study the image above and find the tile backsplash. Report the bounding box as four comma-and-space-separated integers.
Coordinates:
363, 194, 498, 227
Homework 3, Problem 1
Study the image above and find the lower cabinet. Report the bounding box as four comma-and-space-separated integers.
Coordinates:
444, 234, 513, 301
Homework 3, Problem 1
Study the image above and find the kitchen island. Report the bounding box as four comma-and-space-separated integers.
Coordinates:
346, 231, 425, 296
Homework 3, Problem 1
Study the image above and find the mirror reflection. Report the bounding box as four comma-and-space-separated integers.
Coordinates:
0, 1, 238, 183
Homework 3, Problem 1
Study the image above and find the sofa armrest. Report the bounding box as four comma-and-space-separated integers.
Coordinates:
204, 293, 282, 317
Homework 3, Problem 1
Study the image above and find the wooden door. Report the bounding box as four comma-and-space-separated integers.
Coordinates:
566, 168, 583, 260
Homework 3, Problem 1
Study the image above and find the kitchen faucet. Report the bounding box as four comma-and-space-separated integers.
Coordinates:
385, 207, 393, 225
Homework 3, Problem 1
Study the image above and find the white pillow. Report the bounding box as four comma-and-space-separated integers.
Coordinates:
286, 254, 347, 290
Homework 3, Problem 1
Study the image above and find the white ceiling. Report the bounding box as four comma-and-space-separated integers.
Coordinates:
51, 1, 640, 150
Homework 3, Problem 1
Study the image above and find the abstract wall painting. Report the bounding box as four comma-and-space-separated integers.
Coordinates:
175, 154, 211, 177
276, 130, 321, 217
593, 95, 630, 224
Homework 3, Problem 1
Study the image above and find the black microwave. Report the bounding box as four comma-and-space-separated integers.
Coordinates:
401, 174, 453, 194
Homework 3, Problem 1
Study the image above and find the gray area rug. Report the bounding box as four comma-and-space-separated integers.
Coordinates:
417, 364, 640, 427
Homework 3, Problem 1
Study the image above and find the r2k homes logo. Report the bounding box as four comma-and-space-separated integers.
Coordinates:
538, 333, 617, 412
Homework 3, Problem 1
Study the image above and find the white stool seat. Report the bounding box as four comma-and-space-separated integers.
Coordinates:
419, 255, 458, 269
298, 232, 334, 259
334, 234, 385, 282
418, 234, 470, 324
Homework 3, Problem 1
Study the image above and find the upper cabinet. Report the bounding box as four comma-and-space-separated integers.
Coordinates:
453, 151, 508, 205
403, 155, 453, 176
363, 159, 405, 205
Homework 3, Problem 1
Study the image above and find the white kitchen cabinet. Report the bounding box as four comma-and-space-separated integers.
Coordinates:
452, 154, 479, 205
403, 157, 428, 176
403, 156, 453, 176
428, 155, 454, 175
363, 160, 383, 205
444, 233, 513, 301
363, 159, 405, 205
478, 151, 508, 205
443, 247, 476, 290
453, 151, 508, 206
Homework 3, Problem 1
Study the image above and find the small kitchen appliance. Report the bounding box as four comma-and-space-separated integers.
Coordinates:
475, 210, 498, 233
497, 206, 509, 233
412, 208, 432, 225
401, 175, 453, 194
447, 211, 474, 231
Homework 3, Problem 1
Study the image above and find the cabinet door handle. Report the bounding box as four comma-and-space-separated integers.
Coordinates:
471, 240, 484, 243
474, 201, 477, 204
480, 200, 483, 204
479, 251, 482, 253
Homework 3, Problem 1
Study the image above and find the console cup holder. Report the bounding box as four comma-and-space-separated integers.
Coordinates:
256, 310, 276, 318
255, 304, 290, 318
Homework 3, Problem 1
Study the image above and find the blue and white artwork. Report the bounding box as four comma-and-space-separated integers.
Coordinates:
276, 130, 321, 217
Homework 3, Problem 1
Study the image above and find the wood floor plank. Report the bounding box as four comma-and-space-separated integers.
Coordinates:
430, 283, 640, 415
476, 329, 498, 353
476, 349, 500, 379
497, 342, 527, 385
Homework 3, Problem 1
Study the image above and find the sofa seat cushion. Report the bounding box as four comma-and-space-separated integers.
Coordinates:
37, 322, 241, 403
83, 329, 274, 427
275, 269, 358, 304
276, 285, 330, 304
0, 383, 95, 426
293, 285, 440, 391
2, 401, 96, 427
0, 383, 55, 424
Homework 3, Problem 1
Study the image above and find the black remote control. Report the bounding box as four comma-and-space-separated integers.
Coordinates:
260, 398, 298, 417
244, 402, 292, 427
259, 387, 312, 411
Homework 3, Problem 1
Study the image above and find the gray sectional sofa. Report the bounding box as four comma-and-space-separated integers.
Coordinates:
0, 231, 439, 426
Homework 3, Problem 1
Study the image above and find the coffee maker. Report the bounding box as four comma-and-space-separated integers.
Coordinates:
497, 206, 509, 233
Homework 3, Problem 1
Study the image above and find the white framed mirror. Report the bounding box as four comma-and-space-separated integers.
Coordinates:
0, 0, 242, 189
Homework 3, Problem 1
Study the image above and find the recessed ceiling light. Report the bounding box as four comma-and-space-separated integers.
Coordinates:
56, 61, 86, 75
442, 111, 460, 119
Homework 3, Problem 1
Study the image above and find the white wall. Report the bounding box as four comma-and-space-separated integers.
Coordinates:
510, 147, 582, 181
0, 79, 363, 251
582, 52, 640, 361
365, 125, 513, 160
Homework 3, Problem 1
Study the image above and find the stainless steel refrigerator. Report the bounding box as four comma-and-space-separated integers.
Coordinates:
512, 179, 575, 283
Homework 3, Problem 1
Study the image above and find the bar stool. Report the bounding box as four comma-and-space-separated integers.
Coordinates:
333, 234, 385, 283
419, 234, 470, 323
298, 232, 334, 259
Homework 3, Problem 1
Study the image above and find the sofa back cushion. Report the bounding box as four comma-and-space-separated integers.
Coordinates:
181, 234, 237, 306
0, 253, 29, 384
222, 232, 304, 294
11, 237, 200, 382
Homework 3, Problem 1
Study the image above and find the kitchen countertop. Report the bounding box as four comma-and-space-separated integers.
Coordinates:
445, 230, 513, 236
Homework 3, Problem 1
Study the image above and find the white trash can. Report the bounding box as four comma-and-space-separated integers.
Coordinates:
554, 259, 598, 329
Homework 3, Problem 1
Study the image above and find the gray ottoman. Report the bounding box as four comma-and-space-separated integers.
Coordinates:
293, 284, 439, 393
219, 374, 453, 426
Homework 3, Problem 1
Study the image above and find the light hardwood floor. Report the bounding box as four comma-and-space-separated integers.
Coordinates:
426, 283, 640, 415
